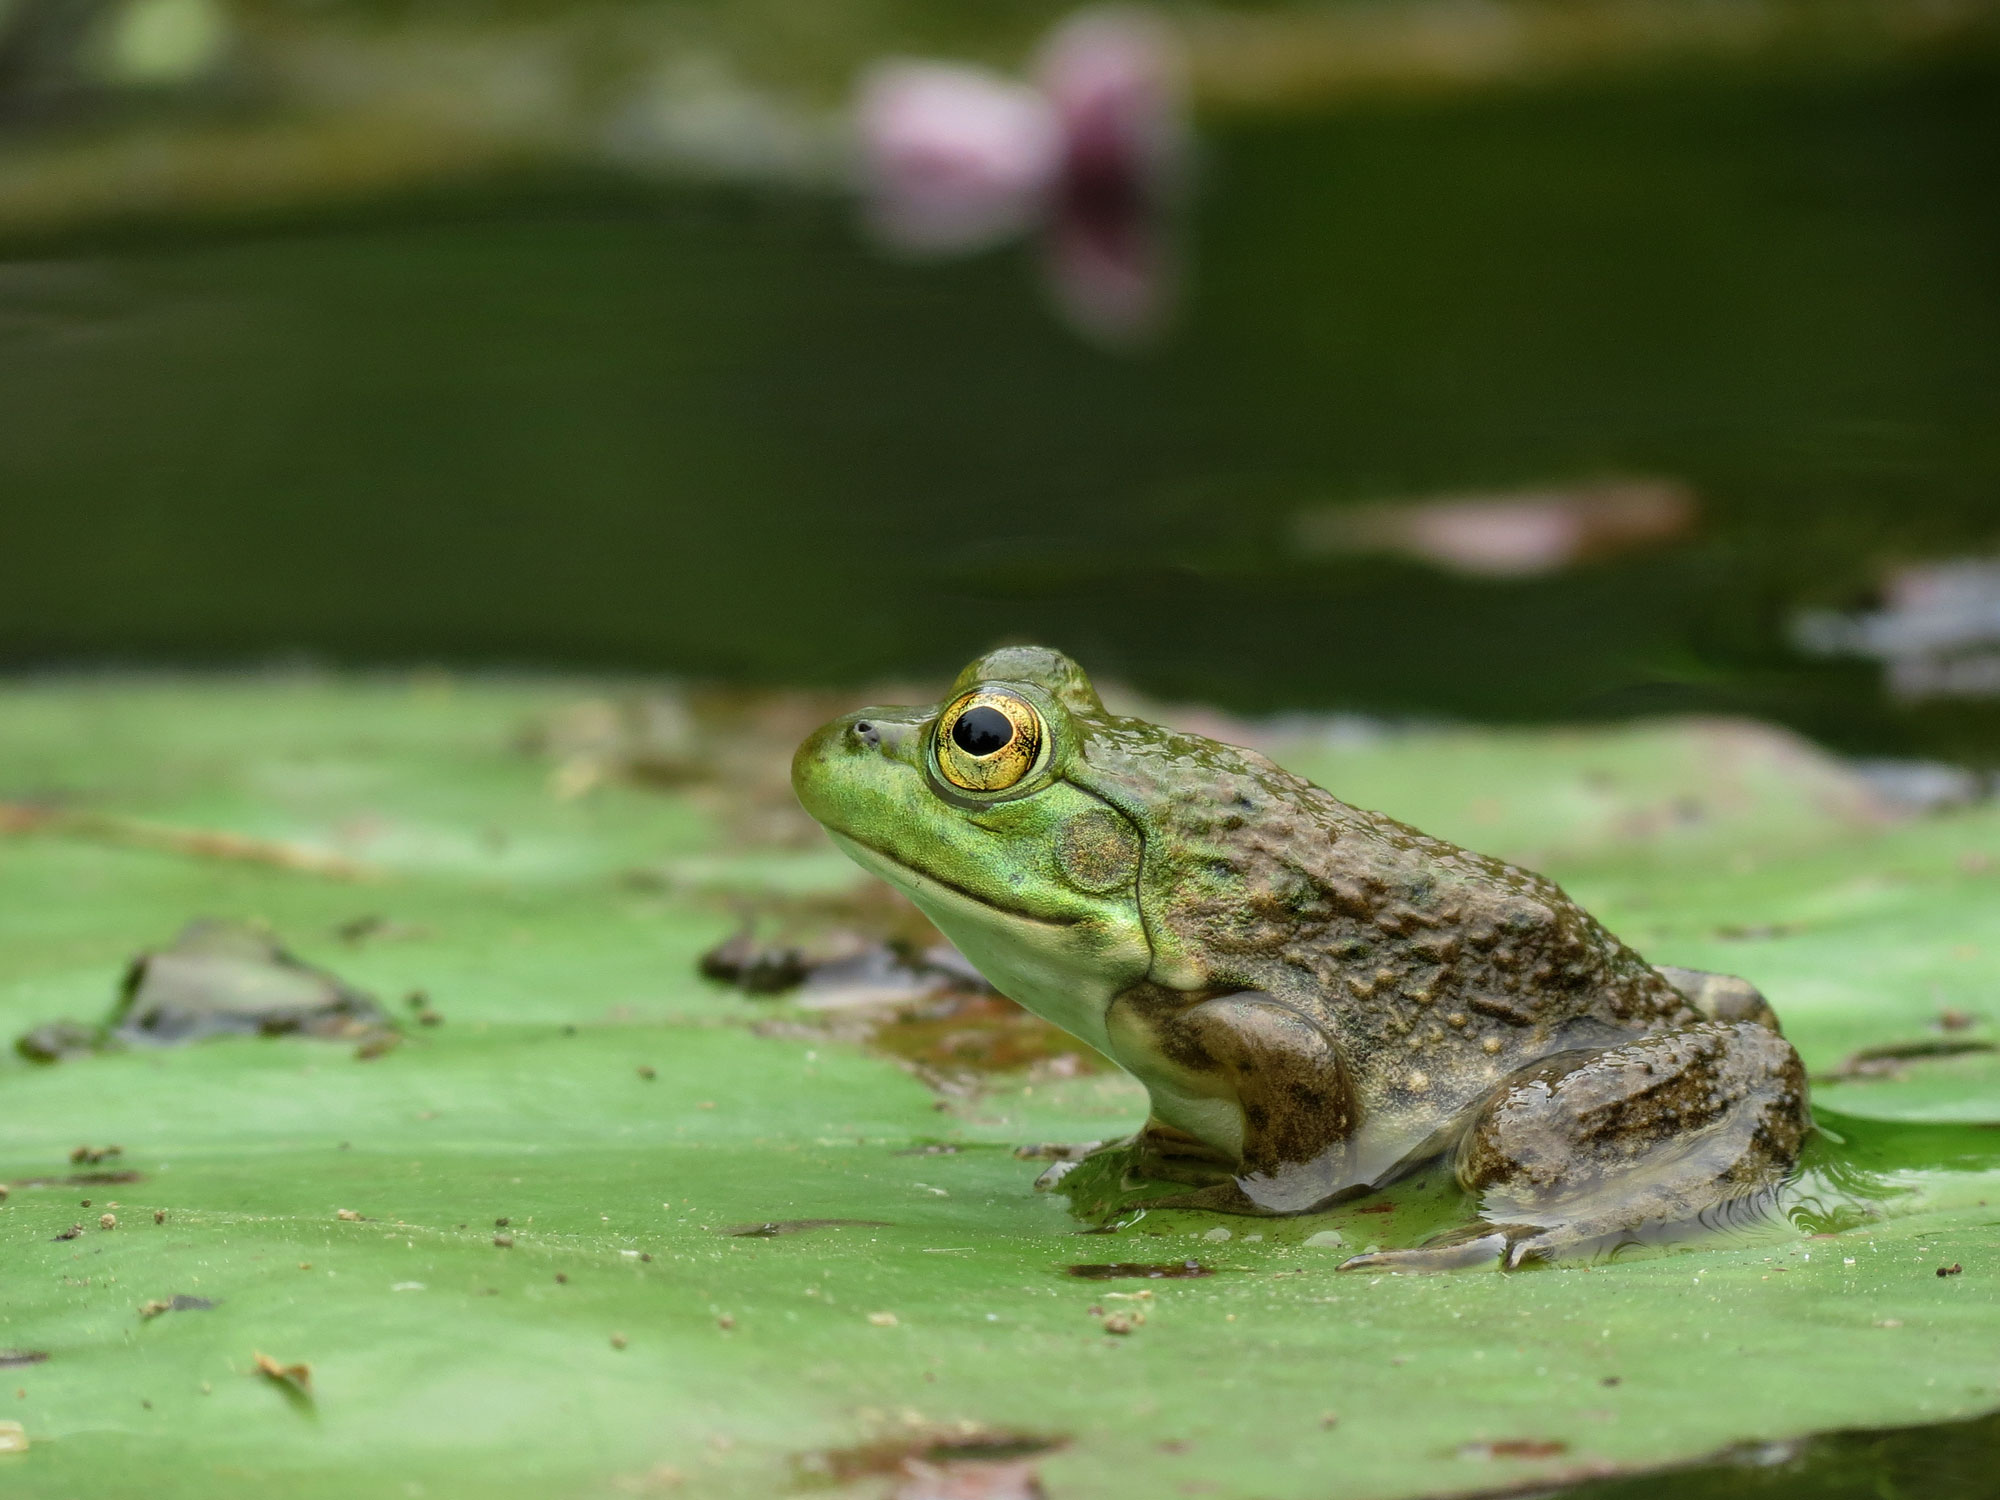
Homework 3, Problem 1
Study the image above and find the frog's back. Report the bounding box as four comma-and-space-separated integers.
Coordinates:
1081, 722, 1697, 1129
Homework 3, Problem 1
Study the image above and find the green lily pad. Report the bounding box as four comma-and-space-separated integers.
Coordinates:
0, 678, 1995, 1498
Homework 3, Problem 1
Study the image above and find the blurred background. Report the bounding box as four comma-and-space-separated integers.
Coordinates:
2, 0, 1998, 766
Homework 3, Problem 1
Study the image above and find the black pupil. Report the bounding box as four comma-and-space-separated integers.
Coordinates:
952, 706, 1016, 757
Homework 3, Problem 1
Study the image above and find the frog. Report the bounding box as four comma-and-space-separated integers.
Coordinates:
791, 646, 1810, 1270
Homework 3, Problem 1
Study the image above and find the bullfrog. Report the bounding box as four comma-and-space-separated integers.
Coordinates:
792, 646, 1810, 1269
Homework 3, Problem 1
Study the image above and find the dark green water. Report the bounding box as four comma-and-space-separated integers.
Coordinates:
1544, 1406, 2000, 1500
3, 55, 1998, 760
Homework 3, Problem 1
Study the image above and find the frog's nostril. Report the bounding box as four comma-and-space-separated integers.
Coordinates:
851, 720, 880, 748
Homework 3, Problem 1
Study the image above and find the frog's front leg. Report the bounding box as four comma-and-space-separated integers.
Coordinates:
1340, 1020, 1809, 1272
1106, 985, 1356, 1213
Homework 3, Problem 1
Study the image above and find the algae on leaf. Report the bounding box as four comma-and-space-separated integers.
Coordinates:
0, 677, 1995, 1500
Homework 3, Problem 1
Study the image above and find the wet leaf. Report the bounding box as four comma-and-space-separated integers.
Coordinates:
0, 679, 1995, 1500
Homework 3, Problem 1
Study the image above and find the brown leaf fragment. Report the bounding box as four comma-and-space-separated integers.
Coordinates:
1819, 1038, 1996, 1082
797, 1429, 1064, 1497
1066, 1261, 1211, 1280
0, 803, 373, 880
1460, 1439, 1569, 1460
1939, 1263, 1964, 1277
253, 1352, 311, 1395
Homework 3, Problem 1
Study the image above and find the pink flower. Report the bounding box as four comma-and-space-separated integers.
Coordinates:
856, 8, 1186, 344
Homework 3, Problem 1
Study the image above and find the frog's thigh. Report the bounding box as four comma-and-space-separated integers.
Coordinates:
1114, 990, 1355, 1213
1457, 1021, 1808, 1261
1655, 965, 1783, 1032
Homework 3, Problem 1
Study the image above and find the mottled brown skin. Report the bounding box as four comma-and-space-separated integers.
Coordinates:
793, 646, 1812, 1269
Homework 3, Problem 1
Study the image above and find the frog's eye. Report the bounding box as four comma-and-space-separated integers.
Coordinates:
935, 690, 1044, 792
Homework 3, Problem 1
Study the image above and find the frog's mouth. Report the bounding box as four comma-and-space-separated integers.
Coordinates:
826, 832, 1080, 929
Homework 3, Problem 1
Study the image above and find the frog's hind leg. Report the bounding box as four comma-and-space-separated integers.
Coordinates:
1655, 965, 1783, 1032
1338, 1021, 1809, 1273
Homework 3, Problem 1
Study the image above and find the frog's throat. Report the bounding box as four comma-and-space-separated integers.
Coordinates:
825, 832, 1141, 1060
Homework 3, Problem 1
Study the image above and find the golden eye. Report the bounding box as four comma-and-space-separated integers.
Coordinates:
936, 691, 1044, 792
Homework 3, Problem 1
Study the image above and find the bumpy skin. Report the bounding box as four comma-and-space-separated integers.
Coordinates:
792, 647, 1810, 1269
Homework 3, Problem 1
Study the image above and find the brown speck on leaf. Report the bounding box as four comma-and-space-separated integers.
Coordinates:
335, 1209, 361, 1222
641, 1253, 653, 1263
1936, 1008, 1975, 1032
1461, 1439, 1568, 1460
637, 1065, 657, 1081
52, 1224, 81, 1242
494, 1234, 514, 1249
610, 1332, 628, 1350
141, 1299, 173, 1321
794, 1425, 1064, 1493
253, 1352, 311, 1396
495, 1217, 510, 1227
696, 1101, 716, 1110
1939, 1263, 1963, 1277
70, 1145, 122, 1166
1102, 1316, 1133, 1335
1319, 1412, 1339, 1430
555, 1273, 568, 1284
99, 1214, 117, 1231
717, 1314, 735, 1330
1601, 1376, 1621, 1387
153, 1209, 165, 1225
0, 1352, 48, 1369
298, 1262, 311, 1271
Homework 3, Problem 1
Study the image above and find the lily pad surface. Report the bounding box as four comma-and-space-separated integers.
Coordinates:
0, 677, 1995, 1499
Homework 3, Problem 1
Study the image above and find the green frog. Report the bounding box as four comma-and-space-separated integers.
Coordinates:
792, 646, 1809, 1269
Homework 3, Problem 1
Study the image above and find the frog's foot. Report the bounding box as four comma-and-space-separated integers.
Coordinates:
1439, 1021, 1809, 1264
1337, 1231, 1511, 1274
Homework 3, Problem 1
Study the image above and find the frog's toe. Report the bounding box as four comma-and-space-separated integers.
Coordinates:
1335, 1231, 1510, 1274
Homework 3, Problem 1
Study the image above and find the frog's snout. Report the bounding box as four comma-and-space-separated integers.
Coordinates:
791, 708, 926, 828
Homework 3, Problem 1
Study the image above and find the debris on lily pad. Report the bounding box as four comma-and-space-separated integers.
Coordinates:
704, 884, 1103, 1091
14, 1019, 105, 1063
253, 1352, 312, 1397
697, 884, 980, 1004
15, 919, 396, 1062
141, 1296, 217, 1319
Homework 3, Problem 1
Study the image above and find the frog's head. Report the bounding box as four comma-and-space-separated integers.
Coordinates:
791, 646, 1157, 1049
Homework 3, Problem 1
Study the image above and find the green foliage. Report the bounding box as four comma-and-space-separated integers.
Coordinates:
0, 678, 1994, 1498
